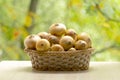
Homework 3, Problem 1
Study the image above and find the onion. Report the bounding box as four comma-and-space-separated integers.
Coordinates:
49, 23, 66, 36
24, 34, 41, 49
59, 36, 74, 51
36, 39, 50, 51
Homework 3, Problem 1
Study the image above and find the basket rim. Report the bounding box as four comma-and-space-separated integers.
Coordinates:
24, 48, 94, 54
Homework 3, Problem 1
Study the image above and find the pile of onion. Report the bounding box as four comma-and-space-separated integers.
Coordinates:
24, 23, 92, 52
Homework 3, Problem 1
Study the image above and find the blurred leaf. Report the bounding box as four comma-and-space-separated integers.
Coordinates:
25, 15, 32, 27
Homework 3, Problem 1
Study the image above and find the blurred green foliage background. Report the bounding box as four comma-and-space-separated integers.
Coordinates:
0, 0, 120, 61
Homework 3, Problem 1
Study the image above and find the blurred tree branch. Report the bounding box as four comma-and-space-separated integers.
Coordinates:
95, 3, 120, 22
24, 0, 39, 33
92, 44, 120, 56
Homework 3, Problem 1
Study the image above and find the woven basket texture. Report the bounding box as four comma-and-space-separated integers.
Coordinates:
24, 48, 93, 71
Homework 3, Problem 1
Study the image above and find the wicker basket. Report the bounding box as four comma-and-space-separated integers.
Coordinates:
24, 48, 93, 71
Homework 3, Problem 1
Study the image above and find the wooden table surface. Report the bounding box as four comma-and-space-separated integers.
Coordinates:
0, 61, 120, 80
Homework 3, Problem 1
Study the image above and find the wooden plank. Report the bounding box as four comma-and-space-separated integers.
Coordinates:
0, 61, 120, 80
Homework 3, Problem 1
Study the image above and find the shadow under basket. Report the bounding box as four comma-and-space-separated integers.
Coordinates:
24, 48, 94, 71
